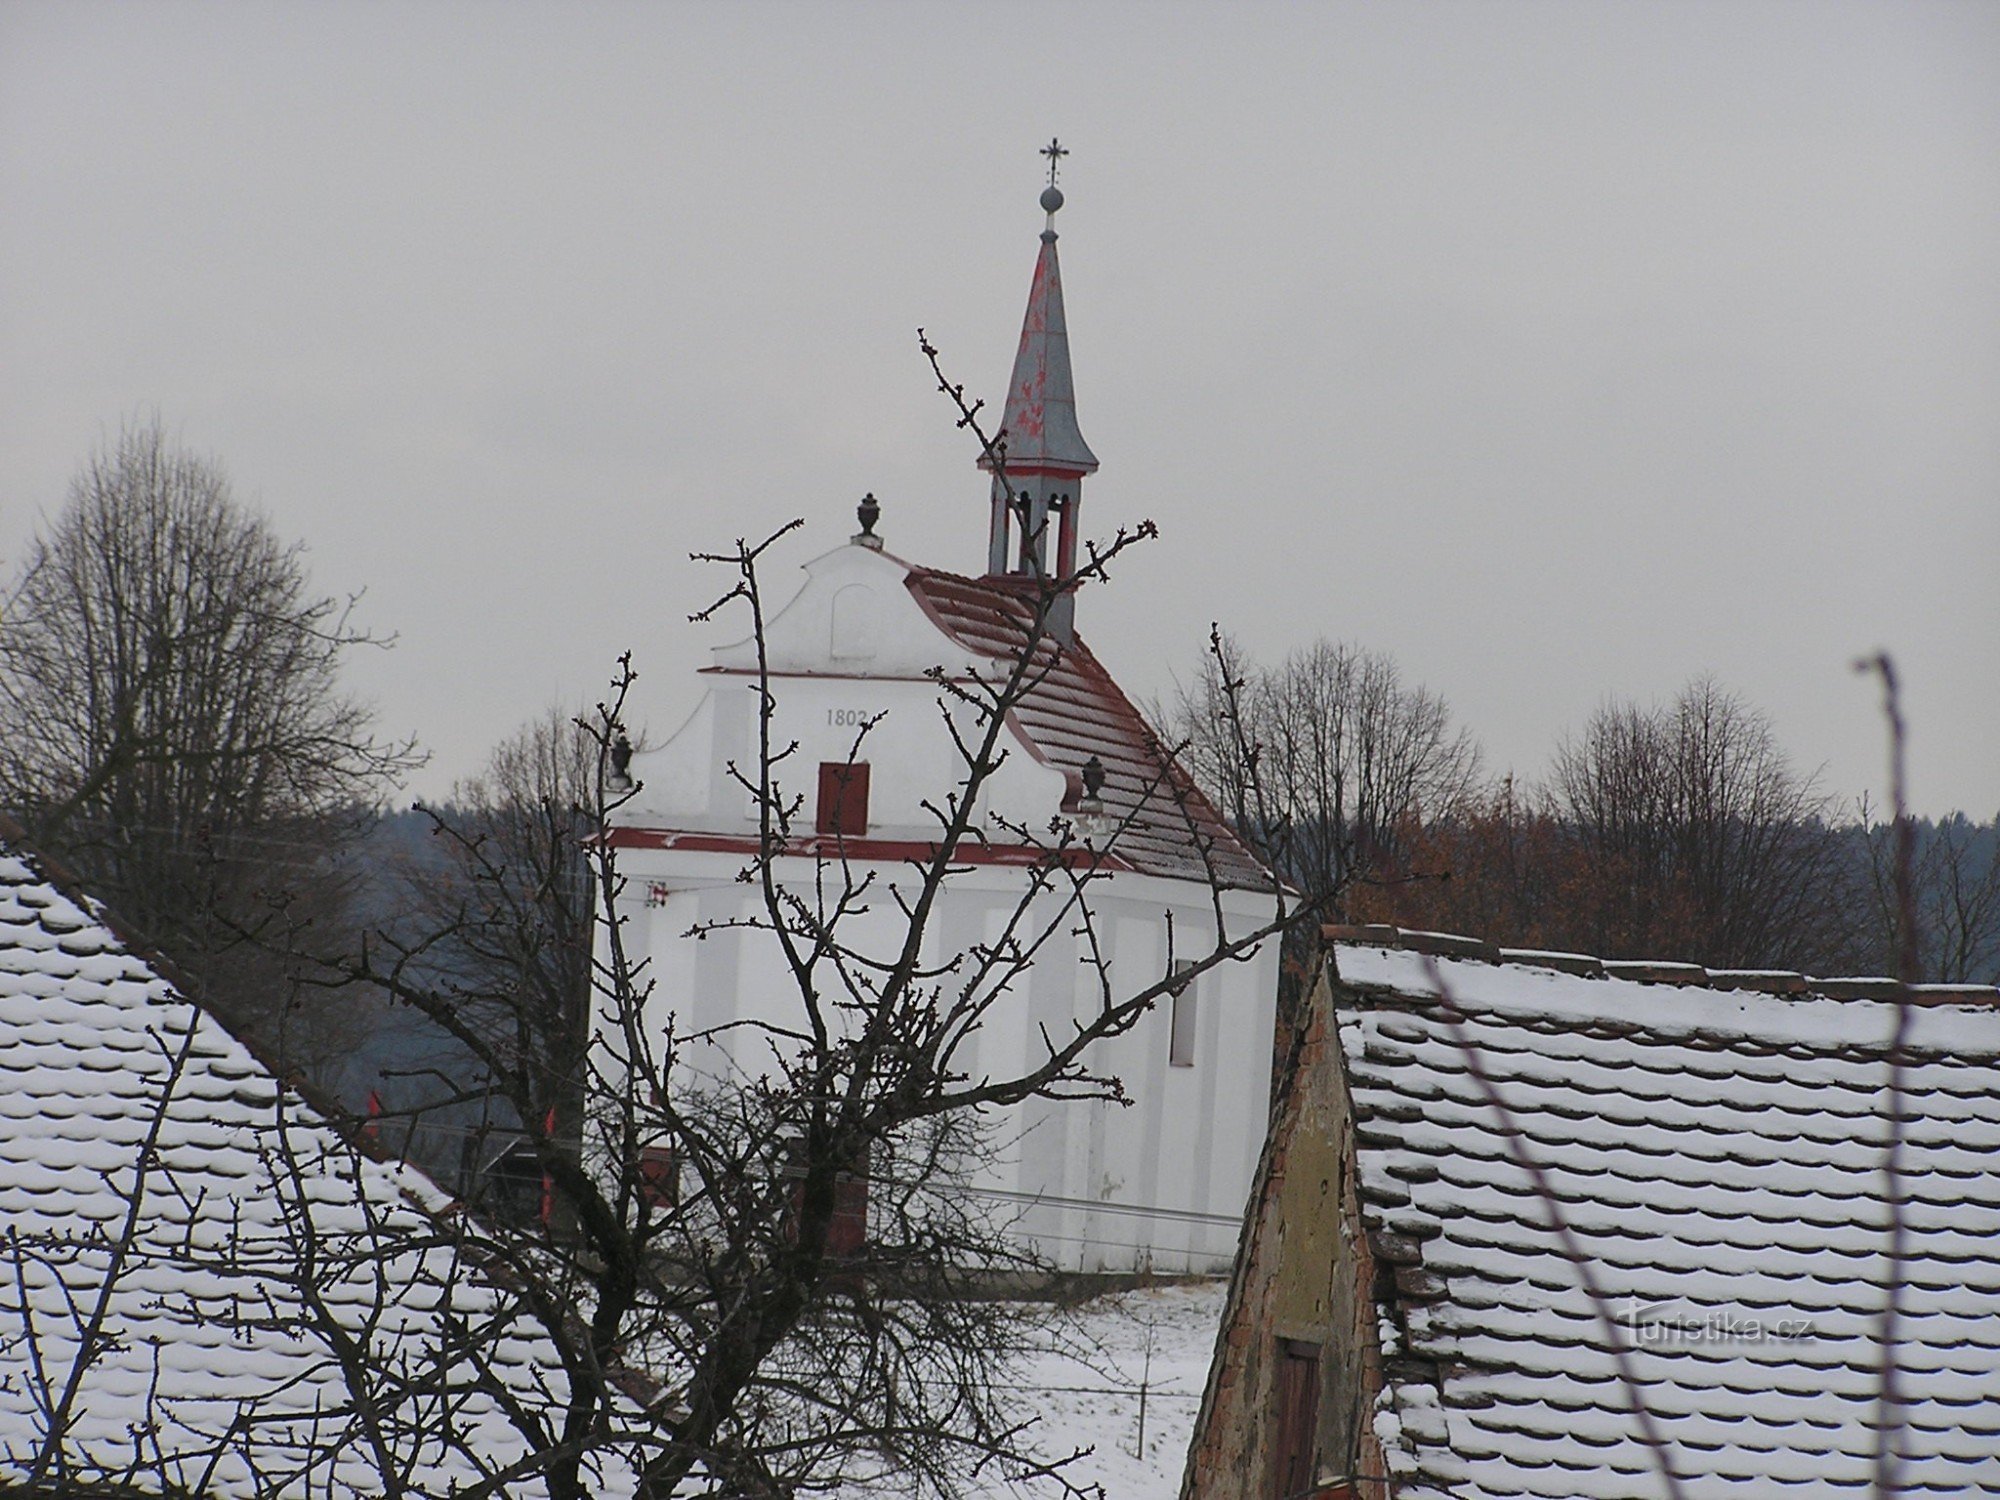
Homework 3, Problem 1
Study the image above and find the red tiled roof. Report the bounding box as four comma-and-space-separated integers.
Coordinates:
905, 566, 1268, 890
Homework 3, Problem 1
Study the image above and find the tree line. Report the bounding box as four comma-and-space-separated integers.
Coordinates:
4, 420, 1993, 1129
1164, 637, 1999, 985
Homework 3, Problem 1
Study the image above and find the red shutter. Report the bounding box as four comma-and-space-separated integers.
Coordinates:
817, 762, 871, 837
828, 1166, 869, 1257
786, 1151, 870, 1258
638, 1145, 678, 1207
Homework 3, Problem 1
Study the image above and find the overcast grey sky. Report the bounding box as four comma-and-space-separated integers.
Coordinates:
3, 1, 1995, 816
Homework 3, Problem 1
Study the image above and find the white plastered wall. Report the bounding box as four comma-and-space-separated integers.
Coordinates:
614, 846, 1278, 1273
604, 539, 1280, 1271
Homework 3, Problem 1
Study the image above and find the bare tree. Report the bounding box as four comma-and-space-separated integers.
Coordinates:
310, 338, 1304, 1497
1162, 633, 1482, 915
1543, 676, 1851, 971
7, 363, 1296, 1494
1362, 774, 1575, 948
1857, 806, 2000, 985
0, 417, 420, 1031
368, 705, 602, 1195
442, 704, 599, 1095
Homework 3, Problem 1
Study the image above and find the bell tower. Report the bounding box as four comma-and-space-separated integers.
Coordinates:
979, 139, 1099, 639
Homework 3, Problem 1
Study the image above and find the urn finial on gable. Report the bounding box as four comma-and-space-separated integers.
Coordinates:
853, 492, 883, 550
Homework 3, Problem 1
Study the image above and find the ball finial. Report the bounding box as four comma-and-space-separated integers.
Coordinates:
1040, 184, 1064, 215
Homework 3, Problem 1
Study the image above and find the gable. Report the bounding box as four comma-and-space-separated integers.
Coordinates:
622, 544, 1270, 890
708, 542, 981, 680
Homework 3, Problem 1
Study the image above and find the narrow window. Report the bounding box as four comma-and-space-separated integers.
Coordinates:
1169, 960, 1197, 1067
817, 761, 871, 837
830, 582, 878, 659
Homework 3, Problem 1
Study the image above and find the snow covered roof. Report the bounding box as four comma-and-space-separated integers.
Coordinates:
0, 833, 604, 1497
906, 565, 1268, 890
1327, 930, 2000, 1499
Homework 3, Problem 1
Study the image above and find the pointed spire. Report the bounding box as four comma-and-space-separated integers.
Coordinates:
981, 160, 1098, 480
982, 141, 1098, 599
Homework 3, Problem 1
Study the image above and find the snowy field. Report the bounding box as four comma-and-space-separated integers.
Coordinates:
958, 1279, 1226, 1498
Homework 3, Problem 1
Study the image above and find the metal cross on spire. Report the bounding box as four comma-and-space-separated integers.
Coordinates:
1040, 137, 1068, 187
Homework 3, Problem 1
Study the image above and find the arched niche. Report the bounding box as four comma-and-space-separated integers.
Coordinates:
830, 583, 877, 661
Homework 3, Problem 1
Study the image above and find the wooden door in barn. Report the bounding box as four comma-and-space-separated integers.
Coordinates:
1271, 1340, 1321, 1499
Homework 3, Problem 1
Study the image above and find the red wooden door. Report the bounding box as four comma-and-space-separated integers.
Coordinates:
817, 762, 870, 836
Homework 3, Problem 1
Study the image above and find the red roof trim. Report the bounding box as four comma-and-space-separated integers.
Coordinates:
698, 666, 953, 682
604, 826, 1134, 872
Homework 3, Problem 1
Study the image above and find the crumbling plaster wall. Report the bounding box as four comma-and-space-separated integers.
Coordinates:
1182, 949, 1387, 1499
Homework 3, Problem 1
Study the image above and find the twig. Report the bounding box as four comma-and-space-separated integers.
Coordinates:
1855, 652, 1914, 1500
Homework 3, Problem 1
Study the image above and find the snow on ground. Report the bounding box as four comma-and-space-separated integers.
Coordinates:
971, 1279, 1226, 1498
828, 1279, 1224, 1498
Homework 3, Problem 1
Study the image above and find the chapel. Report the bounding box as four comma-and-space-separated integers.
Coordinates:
608, 165, 1282, 1272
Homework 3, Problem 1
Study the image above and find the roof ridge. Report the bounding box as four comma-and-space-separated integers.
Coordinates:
905, 559, 1042, 591
1322, 921, 1999, 1005
901, 564, 1099, 656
